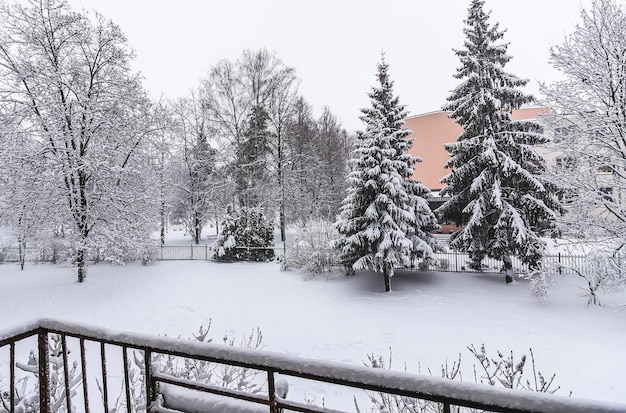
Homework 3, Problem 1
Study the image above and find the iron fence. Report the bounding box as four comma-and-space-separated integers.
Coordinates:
0, 244, 591, 277
0, 318, 624, 413
426, 251, 588, 276
158, 245, 285, 261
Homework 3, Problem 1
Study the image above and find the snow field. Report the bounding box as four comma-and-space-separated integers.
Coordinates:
0, 260, 624, 411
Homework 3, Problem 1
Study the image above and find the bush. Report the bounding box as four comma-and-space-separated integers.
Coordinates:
214, 205, 275, 262
283, 219, 339, 274
527, 250, 626, 305
360, 345, 565, 413
437, 258, 450, 270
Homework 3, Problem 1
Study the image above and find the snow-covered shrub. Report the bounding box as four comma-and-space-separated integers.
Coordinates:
95, 321, 266, 412
467, 344, 560, 393
360, 345, 564, 413
526, 250, 626, 305
527, 269, 555, 302
577, 251, 626, 305
214, 204, 275, 262
283, 219, 339, 274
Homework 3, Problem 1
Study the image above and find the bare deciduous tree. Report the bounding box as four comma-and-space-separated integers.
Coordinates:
0, 0, 157, 281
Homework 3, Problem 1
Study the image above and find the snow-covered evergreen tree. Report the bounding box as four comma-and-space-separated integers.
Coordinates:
333, 55, 440, 292
214, 204, 275, 262
438, 0, 561, 282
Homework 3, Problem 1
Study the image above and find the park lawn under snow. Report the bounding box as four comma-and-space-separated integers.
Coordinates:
0, 259, 625, 411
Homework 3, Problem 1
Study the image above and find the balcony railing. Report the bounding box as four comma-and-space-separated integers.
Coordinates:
1, 319, 625, 413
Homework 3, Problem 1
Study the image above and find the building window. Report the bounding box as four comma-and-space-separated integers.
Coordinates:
555, 156, 576, 170
598, 187, 614, 201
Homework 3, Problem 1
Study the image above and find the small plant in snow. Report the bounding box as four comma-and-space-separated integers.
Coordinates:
526, 269, 557, 302
360, 345, 565, 413
283, 219, 340, 274
467, 344, 559, 393
112, 320, 266, 411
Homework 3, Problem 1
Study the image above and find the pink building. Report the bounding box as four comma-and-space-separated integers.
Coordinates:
404, 107, 549, 192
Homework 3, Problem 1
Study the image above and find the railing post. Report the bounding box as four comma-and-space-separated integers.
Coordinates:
144, 349, 155, 412
267, 370, 277, 413
443, 401, 451, 413
101, 342, 109, 413
80, 338, 90, 413
10, 341, 15, 412
38, 329, 51, 413
61, 334, 72, 412
122, 346, 132, 412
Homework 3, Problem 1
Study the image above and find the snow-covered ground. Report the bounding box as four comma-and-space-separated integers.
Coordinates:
0, 258, 624, 411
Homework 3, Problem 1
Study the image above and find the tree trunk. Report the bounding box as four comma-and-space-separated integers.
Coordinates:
194, 215, 201, 245
503, 255, 513, 283
384, 265, 392, 292
280, 182, 286, 243
77, 248, 86, 283
160, 193, 166, 246
18, 237, 25, 271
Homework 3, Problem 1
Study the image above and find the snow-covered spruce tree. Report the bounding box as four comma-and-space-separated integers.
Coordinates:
214, 204, 275, 262
438, 0, 561, 282
333, 56, 440, 292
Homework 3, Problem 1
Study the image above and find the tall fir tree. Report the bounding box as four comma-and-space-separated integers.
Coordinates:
438, 0, 561, 281
333, 55, 440, 292
237, 105, 272, 208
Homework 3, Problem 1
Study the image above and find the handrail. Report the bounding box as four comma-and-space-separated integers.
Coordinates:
0, 318, 625, 413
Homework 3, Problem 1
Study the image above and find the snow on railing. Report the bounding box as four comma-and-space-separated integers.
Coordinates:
0, 318, 625, 413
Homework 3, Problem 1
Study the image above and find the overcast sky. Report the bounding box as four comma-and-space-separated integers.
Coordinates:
68, 0, 591, 131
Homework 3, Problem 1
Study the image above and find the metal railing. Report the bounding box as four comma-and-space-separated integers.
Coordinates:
0, 319, 625, 413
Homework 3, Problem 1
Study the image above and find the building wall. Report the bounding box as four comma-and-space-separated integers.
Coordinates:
405, 107, 549, 191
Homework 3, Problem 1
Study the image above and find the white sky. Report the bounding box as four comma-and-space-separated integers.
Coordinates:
67, 0, 591, 131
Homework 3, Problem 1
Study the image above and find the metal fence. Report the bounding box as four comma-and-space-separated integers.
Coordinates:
159, 245, 213, 261
1, 318, 623, 413
158, 245, 285, 261
0, 244, 589, 276
0, 247, 53, 263
425, 251, 588, 275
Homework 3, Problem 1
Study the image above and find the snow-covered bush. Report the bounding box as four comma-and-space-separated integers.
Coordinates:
214, 204, 275, 262
360, 345, 564, 413
527, 250, 625, 305
283, 219, 339, 274
576, 251, 626, 305
437, 258, 450, 271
